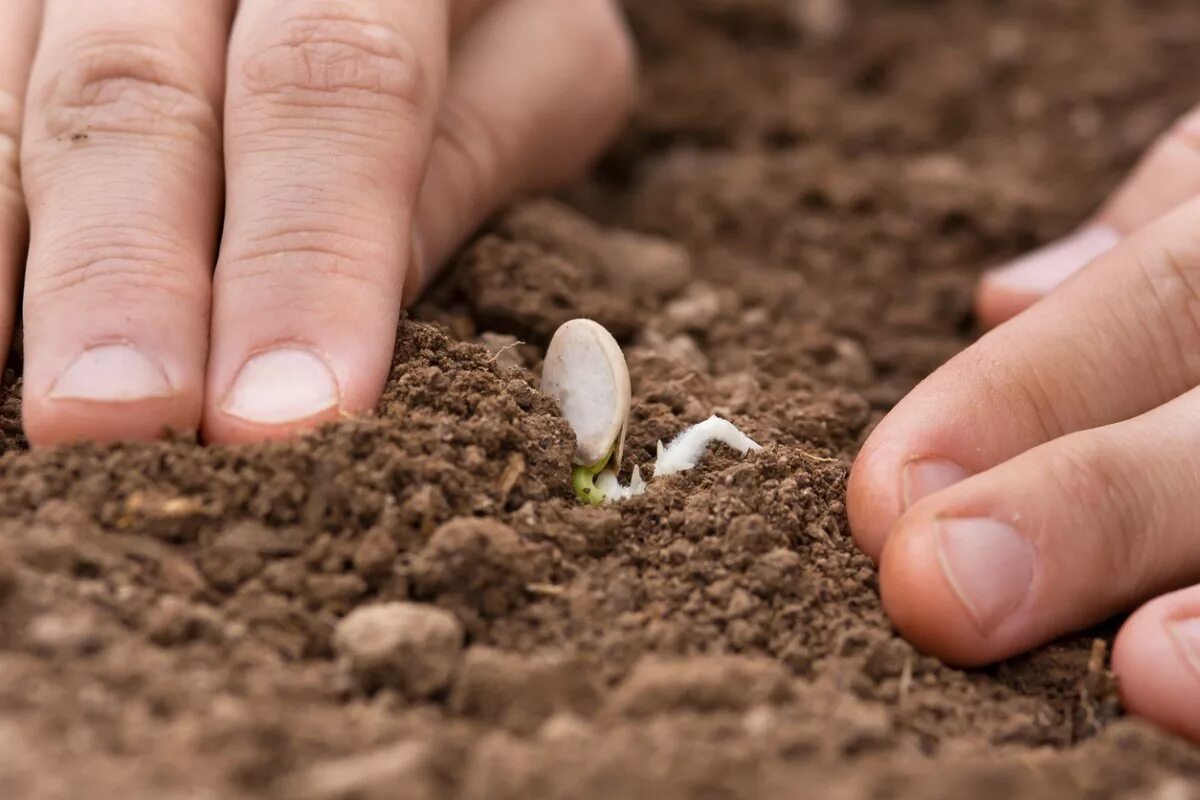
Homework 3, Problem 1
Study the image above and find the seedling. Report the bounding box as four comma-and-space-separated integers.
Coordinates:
542, 319, 762, 505
541, 319, 631, 505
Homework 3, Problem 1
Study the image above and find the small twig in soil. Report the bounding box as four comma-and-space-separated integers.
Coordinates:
525, 582, 566, 597
485, 340, 525, 363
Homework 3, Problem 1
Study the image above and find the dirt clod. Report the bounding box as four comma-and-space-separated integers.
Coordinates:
333, 602, 465, 696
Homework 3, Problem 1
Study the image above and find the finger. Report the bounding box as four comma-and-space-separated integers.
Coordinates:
848, 196, 1200, 561
877, 386, 1200, 666
978, 105, 1200, 328
405, 0, 636, 301
20, 0, 232, 444
1113, 587, 1200, 742
204, 0, 455, 442
0, 2, 41, 365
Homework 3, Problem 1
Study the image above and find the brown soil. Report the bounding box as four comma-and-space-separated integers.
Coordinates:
4, 1, 1200, 798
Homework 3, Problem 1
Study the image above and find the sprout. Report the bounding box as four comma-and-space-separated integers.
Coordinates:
654, 416, 762, 476
542, 320, 763, 505
541, 319, 631, 505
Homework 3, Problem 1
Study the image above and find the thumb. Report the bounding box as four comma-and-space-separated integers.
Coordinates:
977, 106, 1200, 328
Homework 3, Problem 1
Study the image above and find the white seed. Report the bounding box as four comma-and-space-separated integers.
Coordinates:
541, 319, 631, 467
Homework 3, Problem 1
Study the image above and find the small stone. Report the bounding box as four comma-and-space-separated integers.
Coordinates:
27, 611, 106, 656
333, 602, 464, 696
284, 741, 436, 800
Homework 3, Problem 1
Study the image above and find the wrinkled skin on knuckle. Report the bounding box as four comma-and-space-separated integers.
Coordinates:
237, 10, 431, 116
1137, 233, 1200, 387
31, 38, 219, 151
26, 230, 207, 307
1047, 435, 1158, 608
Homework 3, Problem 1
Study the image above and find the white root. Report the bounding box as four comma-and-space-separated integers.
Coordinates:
653, 415, 761, 477
594, 465, 647, 502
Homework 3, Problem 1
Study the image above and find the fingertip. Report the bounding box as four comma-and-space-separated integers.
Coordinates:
23, 396, 201, 446
974, 277, 1039, 330
202, 345, 348, 444
848, 420, 970, 563
879, 515, 997, 667
201, 409, 344, 444
846, 442, 893, 562
22, 343, 203, 446
1114, 590, 1200, 742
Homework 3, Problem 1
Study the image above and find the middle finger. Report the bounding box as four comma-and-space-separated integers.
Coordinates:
205, 0, 458, 441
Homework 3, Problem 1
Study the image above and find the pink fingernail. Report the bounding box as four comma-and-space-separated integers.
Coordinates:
902, 457, 969, 510
1168, 619, 1200, 680
937, 518, 1035, 636
49, 344, 173, 402
985, 226, 1120, 294
222, 347, 340, 425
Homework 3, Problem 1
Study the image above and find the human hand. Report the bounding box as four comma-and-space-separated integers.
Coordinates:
848, 105, 1200, 740
0, 0, 634, 445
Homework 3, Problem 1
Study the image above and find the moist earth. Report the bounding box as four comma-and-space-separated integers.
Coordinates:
4, 1, 1200, 798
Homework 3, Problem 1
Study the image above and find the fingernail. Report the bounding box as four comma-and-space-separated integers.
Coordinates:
49, 344, 173, 402
222, 347, 340, 425
937, 518, 1035, 635
985, 226, 1120, 294
1167, 619, 1200, 679
902, 457, 969, 509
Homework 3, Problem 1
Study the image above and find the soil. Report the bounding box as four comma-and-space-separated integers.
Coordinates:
4, 1, 1200, 798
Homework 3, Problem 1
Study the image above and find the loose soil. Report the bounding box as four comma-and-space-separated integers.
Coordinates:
4, 1, 1200, 798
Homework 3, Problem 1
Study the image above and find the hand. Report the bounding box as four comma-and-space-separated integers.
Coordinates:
848, 104, 1200, 741
0, 0, 634, 445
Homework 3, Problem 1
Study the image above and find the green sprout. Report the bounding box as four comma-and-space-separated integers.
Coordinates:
572, 442, 617, 506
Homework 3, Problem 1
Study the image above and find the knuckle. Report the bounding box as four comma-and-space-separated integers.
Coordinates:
1048, 437, 1151, 600
238, 9, 430, 114
1135, 230, 1200, 386
28, 231, 201, 304
223, 225, 391, 295
34, 34, 218, 149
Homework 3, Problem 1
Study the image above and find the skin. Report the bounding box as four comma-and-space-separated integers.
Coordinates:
0, 0, 635, 444
848, 104, 1200, 742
